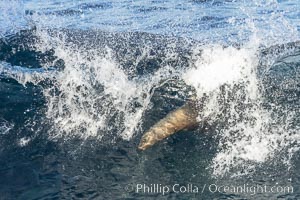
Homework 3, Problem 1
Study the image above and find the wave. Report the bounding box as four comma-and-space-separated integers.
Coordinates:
0, 29, 299, 177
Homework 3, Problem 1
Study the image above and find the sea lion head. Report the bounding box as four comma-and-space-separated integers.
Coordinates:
138, 130, 158, 151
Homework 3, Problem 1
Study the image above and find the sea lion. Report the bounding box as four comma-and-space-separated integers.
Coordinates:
138, 100, 200, 150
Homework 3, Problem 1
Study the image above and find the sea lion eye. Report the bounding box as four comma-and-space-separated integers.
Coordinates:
142, 137, 147, 143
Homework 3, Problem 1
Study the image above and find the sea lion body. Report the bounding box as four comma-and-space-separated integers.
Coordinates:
138, 100, 199, 150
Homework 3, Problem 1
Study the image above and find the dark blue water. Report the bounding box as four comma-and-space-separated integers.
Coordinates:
0, 0, 300, 199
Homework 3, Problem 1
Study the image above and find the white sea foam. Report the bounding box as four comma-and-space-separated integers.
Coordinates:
32, 29, 180, 141
0, 61, 56, 86
18, 137, 31, 147
183, 39, 299, 176
183, 43, 259, 96
0, 119, 13, 135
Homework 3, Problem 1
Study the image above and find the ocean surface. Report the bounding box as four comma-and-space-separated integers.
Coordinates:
0, 0, 299, 199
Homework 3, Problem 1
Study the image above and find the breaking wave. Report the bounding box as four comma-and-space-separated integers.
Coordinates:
0, 0, 299, 178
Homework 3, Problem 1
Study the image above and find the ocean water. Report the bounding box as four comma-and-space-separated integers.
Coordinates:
0, 0, 299, 199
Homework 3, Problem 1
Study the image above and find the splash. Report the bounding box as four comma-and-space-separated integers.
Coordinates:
183, 42, 259, 96
33, 29, 299, 177
177, 0, 300, 177
31, 29, 182, 141
183, 38, 299, 176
